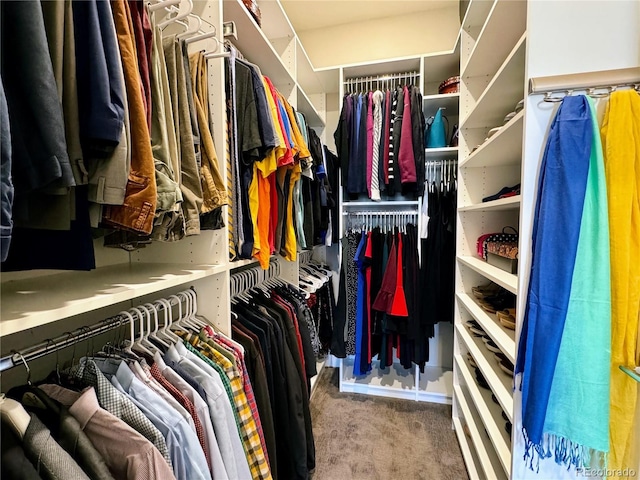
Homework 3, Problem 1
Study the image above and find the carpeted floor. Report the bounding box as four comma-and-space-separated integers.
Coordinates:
310, 367, 469, 480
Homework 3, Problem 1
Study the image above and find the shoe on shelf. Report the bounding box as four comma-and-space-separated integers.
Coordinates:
467, 352, 478, 369
483, 338, 503, 354
506, 421, 513, 438
497, 309, 516, 330
465, 319, 485, 336
482, 184, 521, 203
475, 368, 491, 390
472, 282, 502, 300
479, 292, 516, 314
499, 358, 514, 377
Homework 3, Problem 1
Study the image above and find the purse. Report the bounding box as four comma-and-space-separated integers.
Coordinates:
425, 107, 449, 148
477, 226, 519, 260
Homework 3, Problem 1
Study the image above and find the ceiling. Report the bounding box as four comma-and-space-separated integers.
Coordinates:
281, 0, 457, 32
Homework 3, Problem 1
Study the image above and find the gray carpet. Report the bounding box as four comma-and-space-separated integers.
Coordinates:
310, 367, 469, 480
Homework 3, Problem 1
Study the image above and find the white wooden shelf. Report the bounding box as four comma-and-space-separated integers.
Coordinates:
459, 195, 521, 212
460, 0, 495, 33
296, 86, 325, 128
0, 263, 227, 337
425, 146, 459, 163
456, 323, 513, 421
224, 0, 294, 89
295, 39, 324, 95
423, 93, 460, 116
463, 0, 527, 79
457, 256, 518, 294
454, 383, 508, 480
256, 0, 295, 42
456, 354, 512, 475
452, 416, 484, 480
463, 33, 526, 129
340, 358, 452, 404
457, 292, 515, 364
342, 200, 419, 207
460, 110, 524, 168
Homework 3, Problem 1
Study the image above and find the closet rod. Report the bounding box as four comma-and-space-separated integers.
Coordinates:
528, 66, 640, 95
342, 210, 419, 216
0, 295, 185, 373
344, 71, 420, 84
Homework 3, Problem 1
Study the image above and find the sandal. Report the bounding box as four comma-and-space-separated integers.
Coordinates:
465, 320, 485, 336
472, 282, 502, 300
497, 309, 516, 330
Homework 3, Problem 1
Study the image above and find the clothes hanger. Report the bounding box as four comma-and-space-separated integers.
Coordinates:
129, 307, 155, 357
146, 302, 172, 349
156, 298, 181, 343
176, 13, 201, 39
0, 394, 31, 439
185, 289, 208, 329
176, 292, 200, 332
158, 0, 193, 29
148, 0, 181, 13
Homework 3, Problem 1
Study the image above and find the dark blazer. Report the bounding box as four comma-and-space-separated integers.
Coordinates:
1, 0, 74, 193
8, 386, 115, 480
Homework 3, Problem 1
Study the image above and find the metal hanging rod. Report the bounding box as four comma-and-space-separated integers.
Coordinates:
529, 66, 640, 96
0, 292, 190, 373
425, 159, 458, 164
344, 71, 420, 92
343, 210, 419, 216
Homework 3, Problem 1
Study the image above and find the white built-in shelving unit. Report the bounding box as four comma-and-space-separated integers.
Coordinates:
333, 39, 461, 405
453, 0, 527, 478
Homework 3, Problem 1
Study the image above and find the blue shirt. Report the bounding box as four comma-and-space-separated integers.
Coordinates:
164, 344, 251, 480
94, 358, 211, 480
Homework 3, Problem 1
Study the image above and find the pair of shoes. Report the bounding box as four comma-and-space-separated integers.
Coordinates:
466, 319, 485, 336
497, 309, 516, 330
472, 282, 502, 300
479, 292, 515, 314
505, 421, 512, 438
499, 358, 514, 377
482, 184, 521, 203
482, 336, 502, 354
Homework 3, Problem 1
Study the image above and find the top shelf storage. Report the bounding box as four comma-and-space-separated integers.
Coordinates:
462, 0, 527, 78
224, 0, 326, 127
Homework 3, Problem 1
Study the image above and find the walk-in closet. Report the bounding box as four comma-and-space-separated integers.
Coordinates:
1, 1, 639, 479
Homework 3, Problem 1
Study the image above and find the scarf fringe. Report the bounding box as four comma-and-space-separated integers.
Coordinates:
522, 428, 608, 473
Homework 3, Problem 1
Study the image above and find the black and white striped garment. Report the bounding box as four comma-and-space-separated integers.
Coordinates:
387, 90, 398, 193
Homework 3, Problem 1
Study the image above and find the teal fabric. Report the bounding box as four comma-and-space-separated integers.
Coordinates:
542, 96, 611, 463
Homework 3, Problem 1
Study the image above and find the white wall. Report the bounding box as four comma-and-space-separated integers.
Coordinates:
299, 6, 460, 69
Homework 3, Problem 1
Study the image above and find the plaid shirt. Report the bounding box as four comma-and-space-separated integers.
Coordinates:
199, 330, 270, 471
71, 359, 173, 467
149, 362, 210, 469
179, 333, 272, 480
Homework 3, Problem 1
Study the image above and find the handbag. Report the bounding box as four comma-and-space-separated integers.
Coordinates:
476, 226, 519, 260
425, 107, 449, 148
